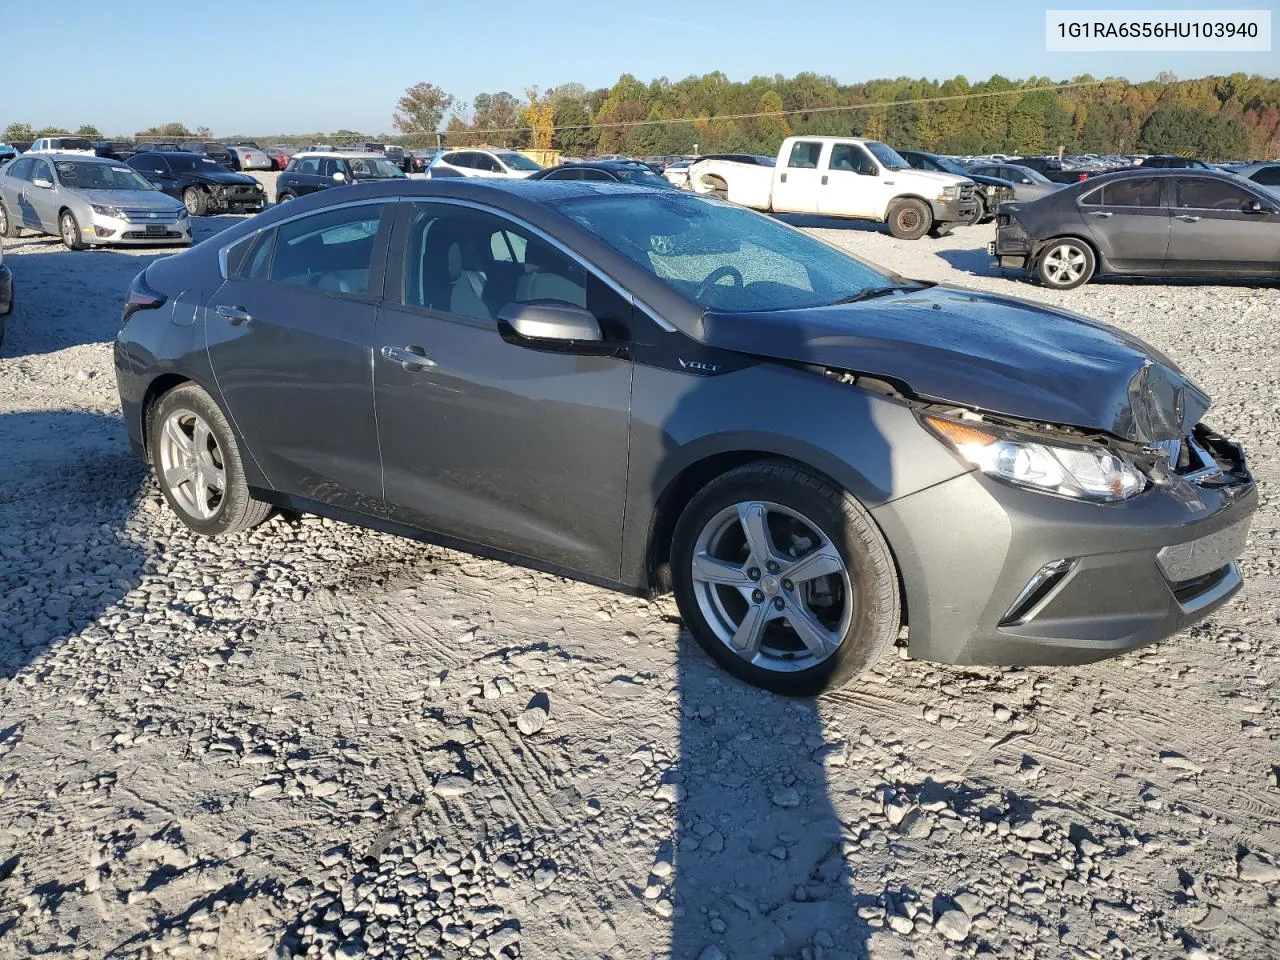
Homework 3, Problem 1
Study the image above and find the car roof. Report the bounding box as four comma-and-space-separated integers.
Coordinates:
33, 153, 118, 164
140, 151, 217, 159
292, 151, 386, 160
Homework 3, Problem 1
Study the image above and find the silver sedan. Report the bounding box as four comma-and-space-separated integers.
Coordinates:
0, 153, 190, 249
968, 162, 1064, 202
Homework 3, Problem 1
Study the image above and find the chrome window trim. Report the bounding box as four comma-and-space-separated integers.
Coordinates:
215, 193, 678, 333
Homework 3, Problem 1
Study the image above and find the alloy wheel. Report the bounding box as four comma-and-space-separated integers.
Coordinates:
690, 500, 853, 673
159, 409, 226, 520
60, 214, 76, 247
1043, 243, 1087, 285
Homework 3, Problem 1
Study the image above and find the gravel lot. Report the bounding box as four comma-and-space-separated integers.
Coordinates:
1, 173, 1278, 960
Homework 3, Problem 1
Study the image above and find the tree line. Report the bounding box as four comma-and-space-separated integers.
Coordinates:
7, 71, 1279, 160
394, 71, 1280, 160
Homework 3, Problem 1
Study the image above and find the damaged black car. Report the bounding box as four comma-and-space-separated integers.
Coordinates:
126, 151, 266, 217
114, 181, 1257, 695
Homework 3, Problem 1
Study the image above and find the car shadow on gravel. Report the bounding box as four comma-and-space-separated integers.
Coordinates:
0, 409, 149, 679
936, 247, 1005, 278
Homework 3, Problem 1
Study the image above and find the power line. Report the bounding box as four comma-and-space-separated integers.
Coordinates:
453, 80, 1116, 137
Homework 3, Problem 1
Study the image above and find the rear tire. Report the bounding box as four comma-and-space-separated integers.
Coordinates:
670, 460, 900, 696
1036, 238, 1096, 290
886, 198, 931, 240
0, 202, 18, 238
149, 384, 272, 536
276, 191, 295, 204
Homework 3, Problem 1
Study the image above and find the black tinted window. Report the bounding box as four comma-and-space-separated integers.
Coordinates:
403, 204, 587, 321
270, 205, 385, 295
787, 142, 822, 169
296, 158, 320, 175
1175, 178, 1254, 210
1250, 166, 1280, 186
1104, 178, 1162, 207
579, 169, 612, 181
543, 168, 580, 181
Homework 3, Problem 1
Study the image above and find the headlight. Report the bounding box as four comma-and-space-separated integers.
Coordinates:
939, 185, 959, 200
923, 415, 1146, 502
91, 203, 125, 218
176, 207, 189, 219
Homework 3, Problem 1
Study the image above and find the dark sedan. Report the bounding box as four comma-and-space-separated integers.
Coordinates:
114, 179, 1256, 695
899, 150, 1014, 223
991, 168, 1280, 289
127, 152, 266, 216
527, 160, 674, 187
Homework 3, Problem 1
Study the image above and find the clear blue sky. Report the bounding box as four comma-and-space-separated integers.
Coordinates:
5, 0, 1276, 135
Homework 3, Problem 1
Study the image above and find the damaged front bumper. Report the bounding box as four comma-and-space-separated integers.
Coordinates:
871, 425, 1257, 666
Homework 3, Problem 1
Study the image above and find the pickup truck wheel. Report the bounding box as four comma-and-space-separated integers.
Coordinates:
887, 199, 931, 240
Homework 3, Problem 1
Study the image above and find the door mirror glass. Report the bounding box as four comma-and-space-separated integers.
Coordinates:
333, 171, 346, 182
497, 301, 602, 345
32, 177, 53, 189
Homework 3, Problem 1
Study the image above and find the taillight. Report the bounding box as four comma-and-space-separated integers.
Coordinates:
122, 270, 166, 326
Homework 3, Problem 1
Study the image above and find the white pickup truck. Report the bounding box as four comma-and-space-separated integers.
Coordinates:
688, 136, 979, 239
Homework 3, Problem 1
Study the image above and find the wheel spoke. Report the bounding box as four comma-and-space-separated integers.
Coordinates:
692, 552, 752, 587
730, 601, 772, 658
194, 476, 212, 517
737, 502, 775, 564
780, 543, 844, 584
164, 463, 196, 489
786, 606, 838, 660
192, 418, 212, 460
164, 416, 192, 456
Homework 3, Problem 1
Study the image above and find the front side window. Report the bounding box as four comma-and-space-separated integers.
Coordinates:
1175, 178, 1254, 211
1252, 166, 1280, 186
167, 156, 222, 174
269, 204, 385, 295
495, 152, 541, 172
403, 204, 586, 321
130, 155, 164, 174
296, 158, 321, 176
787, 141, 822, 169
555, 191, 891, 311
829, 144, 875, 176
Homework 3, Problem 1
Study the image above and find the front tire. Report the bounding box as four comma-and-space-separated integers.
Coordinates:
149, 384, 272, 536
59, 210, 86, 250
886, 198, 932, 240
183, 187, 209, 217
670, 461, 900, 696
968, 196, 987, 226
1037, 238, 1096, 290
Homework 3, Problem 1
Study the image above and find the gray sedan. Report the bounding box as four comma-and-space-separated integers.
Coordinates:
114, 179, 1256, 695
969, 162, 1063, 201
0, 154, 191, 249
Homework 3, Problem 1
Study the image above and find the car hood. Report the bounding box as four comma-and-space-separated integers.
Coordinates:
699, 286, 1209, 443
888, 166, 971, 187
191, 169, 259, 185
80, 189, 184, 210
963, 173, 1014, 188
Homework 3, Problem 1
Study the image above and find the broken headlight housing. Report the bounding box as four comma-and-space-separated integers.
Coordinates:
923, 415, 1146, 502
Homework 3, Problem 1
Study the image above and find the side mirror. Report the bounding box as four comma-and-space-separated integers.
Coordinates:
1021, 178, 1033, 184
333, 171, 346, 182
32, 177, 53, 189
1243, 199, 1271, 214
497, 301, 625, 357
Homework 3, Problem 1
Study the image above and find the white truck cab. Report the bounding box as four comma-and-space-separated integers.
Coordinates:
29, 137, 96, 157
689, 136, 978, 239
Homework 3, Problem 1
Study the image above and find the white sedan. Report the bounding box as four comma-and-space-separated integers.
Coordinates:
427, 148, 542, 179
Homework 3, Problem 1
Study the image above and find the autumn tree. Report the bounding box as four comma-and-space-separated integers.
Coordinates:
393, 82, 454, 136
522, 87, 555, 151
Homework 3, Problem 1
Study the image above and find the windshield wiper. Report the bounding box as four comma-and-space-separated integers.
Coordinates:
829, 282, 927, 305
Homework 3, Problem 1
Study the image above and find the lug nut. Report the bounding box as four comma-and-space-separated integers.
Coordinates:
773, 596, 785, 610
747, 567, 761, 581
782, 579, 794, 591
752, 589, 765, 603
766, 560, 780, 574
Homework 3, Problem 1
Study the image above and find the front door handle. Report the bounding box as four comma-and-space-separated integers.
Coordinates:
215, 305, 253, 325
382, 344, 436, 371
1089, 210, 1113, 218
779, 173, 787, 183
1177, 214, 1201, 222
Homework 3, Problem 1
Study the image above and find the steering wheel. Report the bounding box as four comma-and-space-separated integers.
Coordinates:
694, 265, 744, 301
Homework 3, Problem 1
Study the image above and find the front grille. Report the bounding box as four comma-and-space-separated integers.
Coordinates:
121, 209, 180, 224
123, 229, 184, 239
958, 183, 977, 202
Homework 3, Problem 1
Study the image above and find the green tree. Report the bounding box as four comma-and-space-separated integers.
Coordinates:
393, 83, 454, 136
1138, 107, 1209, 154
3, 122, 36, 141
75, 124, 102, 138
36, 126, 72, 137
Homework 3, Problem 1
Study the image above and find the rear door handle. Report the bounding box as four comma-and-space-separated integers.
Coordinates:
1089, 211, 1113, 218
382, 344, 436, 370
215, 305, 253, 325
1177, 214, 1201, 222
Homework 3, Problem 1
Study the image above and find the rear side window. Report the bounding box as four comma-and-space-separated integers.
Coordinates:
1174, 178, 1254, 210
787, 141, 822, 169
269, 205, 385, 295
1249, 166, 1280, 186
296, 158, 320, 175
1104, 178, 1162, 207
